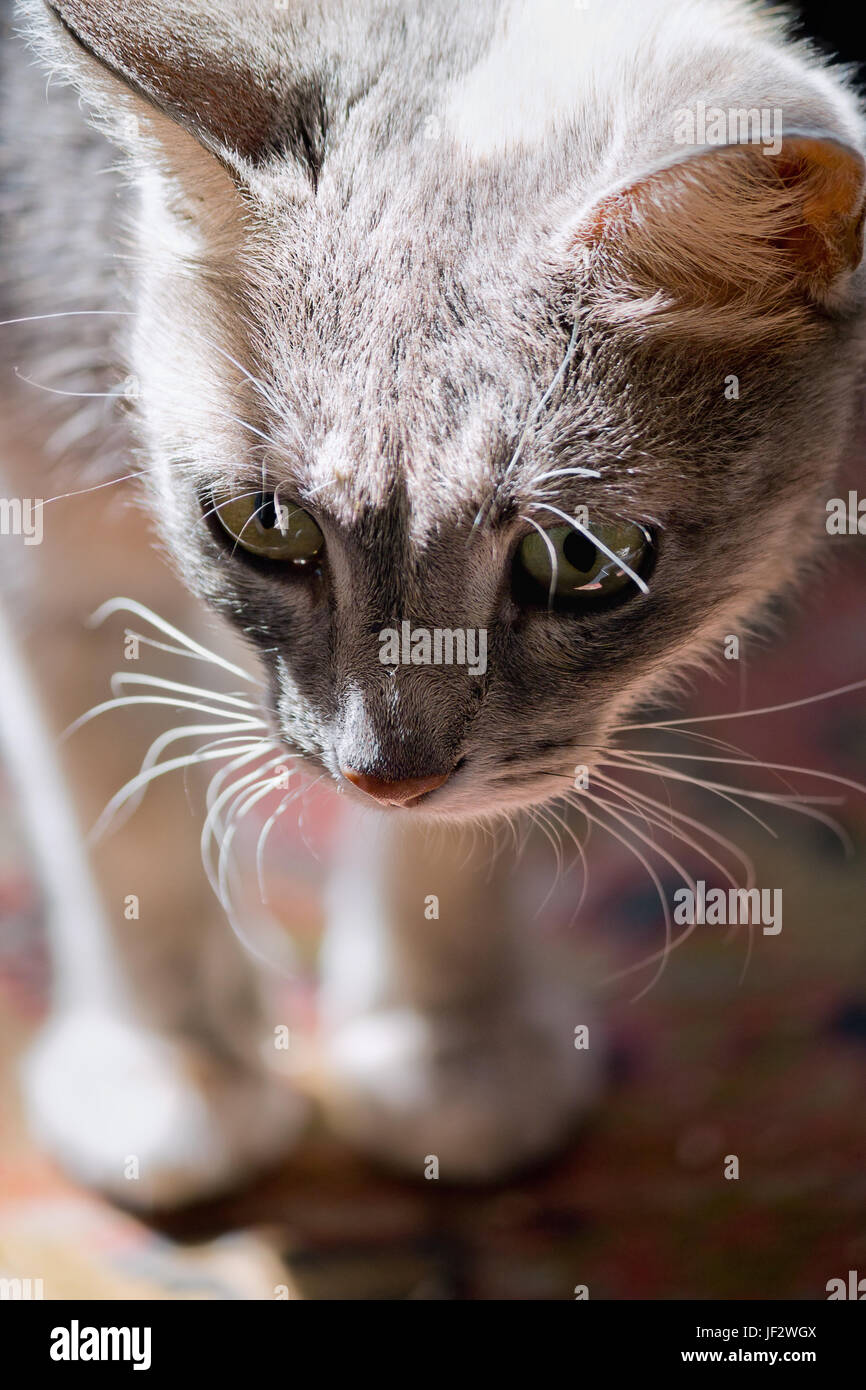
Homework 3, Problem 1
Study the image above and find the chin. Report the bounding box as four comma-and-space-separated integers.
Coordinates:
405, 775, 576, 824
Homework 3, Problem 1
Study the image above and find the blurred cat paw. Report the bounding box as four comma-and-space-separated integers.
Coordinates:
321, 999, 603, 1181
21, 1011, 308, 1209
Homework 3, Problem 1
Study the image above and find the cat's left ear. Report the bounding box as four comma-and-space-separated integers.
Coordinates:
20, 1, 310, 190
567, 134, 866, 343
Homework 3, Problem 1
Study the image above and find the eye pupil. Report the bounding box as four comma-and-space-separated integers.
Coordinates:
562, 531, 596, 573
256, 492, 277, 530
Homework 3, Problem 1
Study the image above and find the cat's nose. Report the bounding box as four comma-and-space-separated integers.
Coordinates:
340, 767, 451, 807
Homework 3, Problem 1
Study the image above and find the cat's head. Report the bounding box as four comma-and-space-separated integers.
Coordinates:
23, 0, 866, 819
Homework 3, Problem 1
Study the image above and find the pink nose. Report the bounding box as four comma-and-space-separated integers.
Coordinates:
340, 768, 451, 807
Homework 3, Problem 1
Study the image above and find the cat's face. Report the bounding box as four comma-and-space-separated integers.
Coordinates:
26, 0, 866, 820
144, 172, 864, 821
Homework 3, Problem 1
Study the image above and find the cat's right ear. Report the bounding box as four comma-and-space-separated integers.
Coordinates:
566, 134, 866, 345
18, 1, 304, 199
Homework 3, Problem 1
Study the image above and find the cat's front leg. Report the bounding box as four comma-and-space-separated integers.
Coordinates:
0, 463, 308, 1208
319, 805, 602, 1181
7, 604, 309, 1209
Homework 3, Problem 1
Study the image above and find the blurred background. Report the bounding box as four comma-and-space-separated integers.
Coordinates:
1, 1, 865, 1301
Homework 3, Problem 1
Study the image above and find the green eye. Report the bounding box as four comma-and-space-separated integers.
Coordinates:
212, 489, 324, 564
515, 519, 652, 608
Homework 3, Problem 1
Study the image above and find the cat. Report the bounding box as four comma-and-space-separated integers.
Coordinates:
0, 0, 864, 1206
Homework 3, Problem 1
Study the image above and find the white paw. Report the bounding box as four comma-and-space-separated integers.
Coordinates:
322, 995, 603, 1181
21, 1012, 308, 1208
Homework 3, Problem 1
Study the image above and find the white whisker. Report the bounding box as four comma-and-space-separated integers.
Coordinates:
543, 800, 591, 919
42, 469, 157, 507
64, 694, 263, 741
602, 751, 779, 839
116, 628, 259, 670
108, 672, 260, 714
530, 803, 565, 911
88, 597, 261, 686
89, 741, 263, 845
256, 782, 302, 903
112, 724, 264, 835
0, 310, 133, 328
531, 501, 650, 594
200, 750, 284, 897
568, 791, 676, 1002
593, 770, 749, 891
519, 515, 560, 609
529, 465, 602, 487
607, 748, 866, 801
601, 752, 846, 841
503, 320, 580, 481
13, 367, 127, 399
216, 756, 288, 914
609, 743, 855, 854
618, 679, 866, 731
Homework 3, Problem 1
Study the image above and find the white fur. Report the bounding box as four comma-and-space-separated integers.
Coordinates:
444, 0, 862, 175
23, 1011, 308, 1207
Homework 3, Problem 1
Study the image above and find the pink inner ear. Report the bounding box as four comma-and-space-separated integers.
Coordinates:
569, 135, 866, 342
773, 137, 866, 286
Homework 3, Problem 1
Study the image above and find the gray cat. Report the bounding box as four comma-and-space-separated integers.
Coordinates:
0, 0, 863, 1205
